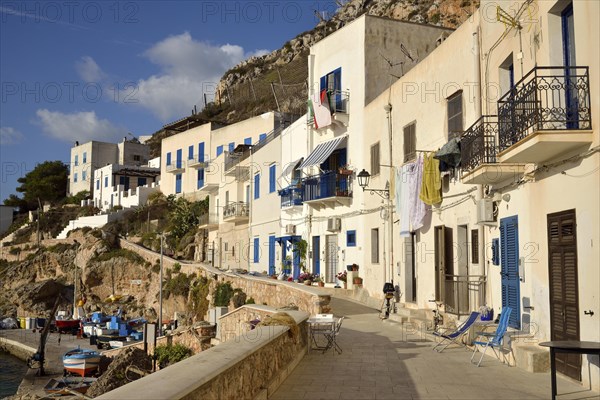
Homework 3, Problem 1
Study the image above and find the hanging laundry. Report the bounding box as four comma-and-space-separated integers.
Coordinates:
419, 152, 442, 205
308, 90, 332, 129
399, 163, 413, 237
394, 167, 402, 217
434, 137, 461, 168
409, 155, 428, 230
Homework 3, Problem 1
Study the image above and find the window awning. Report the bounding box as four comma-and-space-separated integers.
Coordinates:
279, 157, 304, 179
298, 136, 347, 169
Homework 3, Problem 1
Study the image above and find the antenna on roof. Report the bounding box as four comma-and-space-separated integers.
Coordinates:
400, 43, 416, 63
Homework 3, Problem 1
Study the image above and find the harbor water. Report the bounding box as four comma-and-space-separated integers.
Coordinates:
0, 351, 27, 398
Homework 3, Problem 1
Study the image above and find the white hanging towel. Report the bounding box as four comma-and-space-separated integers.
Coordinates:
410, 155, 428, 230
399, 163, 413, 237
310, 90, 332, 129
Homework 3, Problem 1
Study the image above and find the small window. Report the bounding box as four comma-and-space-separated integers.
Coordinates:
403, 122, 416, 163
216, 145, 223, 157
471, 229, 479, 264
228, 142, 235, 153
347, 230, 356, 247
370, 142, 380, 176
104, 176, 109, 187
96, 180, 100, 190
82, 152, 87, 164
371, 228, 379, 264
73, 173, 78, 183
269, 164, 276, 193
133, 155, 141, 162
82, 171, 87, 181
74, 155, 79, 167
259, 133, 267, 142
254, 173, 260, 199
447, 91, 463, 139
244, 137, 252, 145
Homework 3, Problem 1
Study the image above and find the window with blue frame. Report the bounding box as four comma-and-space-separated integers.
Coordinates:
253, 237, 260, 263
259, 133, 267, 142
244, 137, 252, 145
216, 145, 223, 157
254, 173, 260, 199
74, 155, 78, 166
104, 176, 108, 187
74, 173, 78, 182
166, 152, 172, 166
198, 142, 205, 162
83, 152, 87, 164
197, 169, 204, 189
269, 164, 276, 193
188, 145, 194, 160
346, 230, 356, 247
175, 174, 182, 194
320, 67, 342, 111
228, 142, 235, 153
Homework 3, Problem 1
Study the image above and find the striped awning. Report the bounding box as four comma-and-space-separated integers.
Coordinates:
279, 157, 304, 179
298, 136, 347, 169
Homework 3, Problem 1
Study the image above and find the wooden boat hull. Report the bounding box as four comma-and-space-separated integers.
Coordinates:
44, 377, 97, 395
63, 349, 100, 377
56, 319, 80, 332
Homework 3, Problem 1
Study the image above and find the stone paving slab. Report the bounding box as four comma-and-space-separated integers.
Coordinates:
271, 298, 599, 400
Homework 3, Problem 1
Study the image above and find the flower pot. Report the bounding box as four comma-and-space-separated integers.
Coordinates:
353, 277, 363, 285
304, 280, 312, 286
338, 168, 353, 175
318, 282, 325, 287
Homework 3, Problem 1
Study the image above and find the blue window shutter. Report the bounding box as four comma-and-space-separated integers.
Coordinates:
176, 149, 182, 168
197, 169, 204, 189
188, 145, 194, 160
254, 174, 260, 199
229, 142, 235, 153
104, 176, 108, 187
253, 238, 260, 263
166, 152, 171, 166
244, 137, 252, 145
259, 133, 266, 142
268, 236, 276, 275
216, 145, 223, 157
175, 174, 182, 194
347, 230, 356, 247
199, 142, 205, 162
269, 164, 276, 193
500, 215, 520, 329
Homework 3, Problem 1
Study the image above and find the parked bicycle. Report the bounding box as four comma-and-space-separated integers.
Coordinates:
379, 283, 397, 319
428, 299, 444, 332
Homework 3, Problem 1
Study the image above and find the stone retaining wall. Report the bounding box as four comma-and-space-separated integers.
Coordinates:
97, 321, 308, 400
0, 337, 36, 361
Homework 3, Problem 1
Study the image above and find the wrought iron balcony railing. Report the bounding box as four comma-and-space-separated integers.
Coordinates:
278, 186, 303, 207
461, 115, 499, 174
302, 171, 352, 202
198, 212, 218, 227
497, 66, 591, 152
223, 202, 249, 219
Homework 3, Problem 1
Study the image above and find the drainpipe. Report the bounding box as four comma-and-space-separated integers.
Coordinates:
384, 103, 394, 287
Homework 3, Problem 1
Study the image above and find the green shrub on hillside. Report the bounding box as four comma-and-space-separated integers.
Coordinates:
92, 249, 145, 265
214, 282, 234, 307
153, 344, 192, 369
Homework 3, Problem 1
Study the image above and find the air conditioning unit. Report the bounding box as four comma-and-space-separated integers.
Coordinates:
477, 199, 495, 224
285, 224, 296, 235
327, 217, 341, 232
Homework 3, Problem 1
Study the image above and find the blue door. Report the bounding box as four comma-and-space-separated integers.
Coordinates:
268, 235, 276, 275
312, 236, 320, 275
175, 174, 182, 194
500, 215, 520, 329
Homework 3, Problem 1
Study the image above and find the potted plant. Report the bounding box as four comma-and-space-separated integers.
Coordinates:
353, 276, 363, 285
316, 275, 325, 287
336, 271, 347, 289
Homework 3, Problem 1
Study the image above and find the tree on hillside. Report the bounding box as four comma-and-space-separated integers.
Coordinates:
3, 161, 68, 211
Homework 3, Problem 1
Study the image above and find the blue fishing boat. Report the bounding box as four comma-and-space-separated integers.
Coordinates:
62, 347, 100, 377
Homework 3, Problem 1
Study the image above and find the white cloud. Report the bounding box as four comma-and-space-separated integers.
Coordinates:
0, 126, 24, 145
75, 56, 106, 82
35, 109, 127, 143
130, 32, 269, 121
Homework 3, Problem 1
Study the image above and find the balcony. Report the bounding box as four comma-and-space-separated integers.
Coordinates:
307, 90, 350, 127
460, 116, 526, 185
497, 66, 592, 164
279, 186, 303, 208
444, 274, 486, 317
223, 202, 249, 223
187, 157, 209, 169
198, 212, 219, 230
302, 171, 352, 209
166, 161, 185, 173
224, 147, 251, 180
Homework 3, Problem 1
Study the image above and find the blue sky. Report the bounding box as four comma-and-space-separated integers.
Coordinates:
0, 0, 336, 201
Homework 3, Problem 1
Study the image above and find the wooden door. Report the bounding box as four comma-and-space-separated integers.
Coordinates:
548, 209, 581, 381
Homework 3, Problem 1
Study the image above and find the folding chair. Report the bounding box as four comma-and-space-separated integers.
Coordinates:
432, 311, 480, 352
470, 307, 512, 367
323, 316, 344, 354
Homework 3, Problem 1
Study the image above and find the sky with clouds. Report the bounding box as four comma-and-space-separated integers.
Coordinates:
0, 1, 337, 201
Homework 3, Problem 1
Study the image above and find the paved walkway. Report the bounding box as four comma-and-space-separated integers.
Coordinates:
272, 298, 599, 400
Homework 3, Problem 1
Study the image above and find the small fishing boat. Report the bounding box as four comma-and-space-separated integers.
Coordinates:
55, 318, 80, 332
43, 377, 97, 395
62, 347, 101, 376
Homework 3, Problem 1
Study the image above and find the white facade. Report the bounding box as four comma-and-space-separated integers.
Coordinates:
92, 164, 160, 211
69, 140, 150, 196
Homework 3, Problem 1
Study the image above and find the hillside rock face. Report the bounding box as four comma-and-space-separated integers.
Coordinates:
217, 0, 478, 93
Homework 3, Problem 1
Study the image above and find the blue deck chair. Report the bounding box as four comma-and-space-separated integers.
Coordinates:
470, 307, 512, 367
432, 311, 480, 352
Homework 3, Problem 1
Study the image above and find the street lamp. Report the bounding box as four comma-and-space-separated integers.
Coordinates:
357, 169, 389, 199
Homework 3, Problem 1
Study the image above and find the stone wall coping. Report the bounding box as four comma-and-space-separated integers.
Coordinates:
96, 325, 289, 400
219, 304, 310, 325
